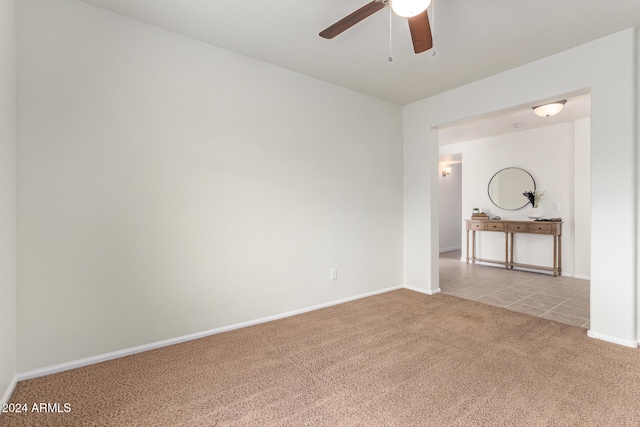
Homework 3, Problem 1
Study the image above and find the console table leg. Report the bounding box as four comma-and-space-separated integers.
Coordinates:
504, 232, 508, 269
553, 235, 558, 277
509, 232, 514, 269
465, 230, 469, 264
471, 231, 476, 263
558, 234, 562, 276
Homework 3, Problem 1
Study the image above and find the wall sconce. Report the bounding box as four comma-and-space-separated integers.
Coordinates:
441, 167, 451, 177
532, 100, 567, 117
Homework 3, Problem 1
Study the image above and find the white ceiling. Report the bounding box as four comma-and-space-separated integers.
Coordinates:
438, 93, 590, 165
439, 93, 591, 146
77, 0, 640, 106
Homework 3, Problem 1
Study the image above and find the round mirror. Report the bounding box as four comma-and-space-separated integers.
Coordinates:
488, 167, 535, 210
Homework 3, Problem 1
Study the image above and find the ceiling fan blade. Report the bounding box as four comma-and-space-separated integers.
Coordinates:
319, 1, 386, 39
407, 10, 433, 53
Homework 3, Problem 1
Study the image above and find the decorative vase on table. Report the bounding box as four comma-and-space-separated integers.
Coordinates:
523, 190, 545, 220
528, 207, 542, 220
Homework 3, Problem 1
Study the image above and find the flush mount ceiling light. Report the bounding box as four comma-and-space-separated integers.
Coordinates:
391, 0, 432, 18
532, 100, 567, 117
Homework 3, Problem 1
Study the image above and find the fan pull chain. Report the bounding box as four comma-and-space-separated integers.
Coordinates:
388, 6, 393, 62
431, 0, 436, 56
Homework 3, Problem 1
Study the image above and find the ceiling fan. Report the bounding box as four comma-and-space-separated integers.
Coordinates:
319, 0, 433, 54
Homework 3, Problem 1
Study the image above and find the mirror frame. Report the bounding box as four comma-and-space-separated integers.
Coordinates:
487, 167, 536, 211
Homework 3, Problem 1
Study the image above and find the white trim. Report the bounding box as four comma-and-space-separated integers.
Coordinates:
0, 375, 18, 409
403, 285, 441, 295
17, 285, 403, 381
439, 246, 461, 253
572, 273, 591, 280
587, 330, 639, 348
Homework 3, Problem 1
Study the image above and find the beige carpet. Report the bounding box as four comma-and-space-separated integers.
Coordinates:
3, 289, 640, 426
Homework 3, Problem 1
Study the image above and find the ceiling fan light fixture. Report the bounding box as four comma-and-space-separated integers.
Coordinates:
391, 0, 431, 18
532, 100, 567, 117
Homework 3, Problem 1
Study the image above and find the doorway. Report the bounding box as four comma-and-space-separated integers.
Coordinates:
436, 94, 591, 328
438, 157, 462, 258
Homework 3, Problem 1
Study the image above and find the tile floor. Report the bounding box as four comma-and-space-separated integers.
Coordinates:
439, 250, 590, 328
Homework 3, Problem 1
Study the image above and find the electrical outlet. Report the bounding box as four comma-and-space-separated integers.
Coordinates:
330, 268, 337, 281
553, 202, 560, 210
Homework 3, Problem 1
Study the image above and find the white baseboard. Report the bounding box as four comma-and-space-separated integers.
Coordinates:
17, 285, 403, 381
587, 330, 639, 348
439, 246, 461, 253
1, 374, 18, 409
403, 284, 441, 295
573, 273, 591, 280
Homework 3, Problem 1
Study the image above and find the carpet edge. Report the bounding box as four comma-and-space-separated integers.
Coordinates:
0, 374, 18, 411
587, 329, 639, 348
15, 285, 404, 382
404, 284, 441, 295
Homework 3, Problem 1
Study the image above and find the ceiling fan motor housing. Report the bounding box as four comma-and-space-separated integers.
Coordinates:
391, 0, 431, 18
319, 0, 433, 54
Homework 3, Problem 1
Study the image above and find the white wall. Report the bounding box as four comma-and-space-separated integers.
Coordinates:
16, 0, 403, 372
439, 122, 587, 277
637, 35, 640, 348
438, 162, 461, 252
404, 29, 638, 347
573, 118, 591, 279
0, 0, 17, 404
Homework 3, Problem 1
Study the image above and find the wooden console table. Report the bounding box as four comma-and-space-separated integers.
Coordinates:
465, 219, 562, 276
